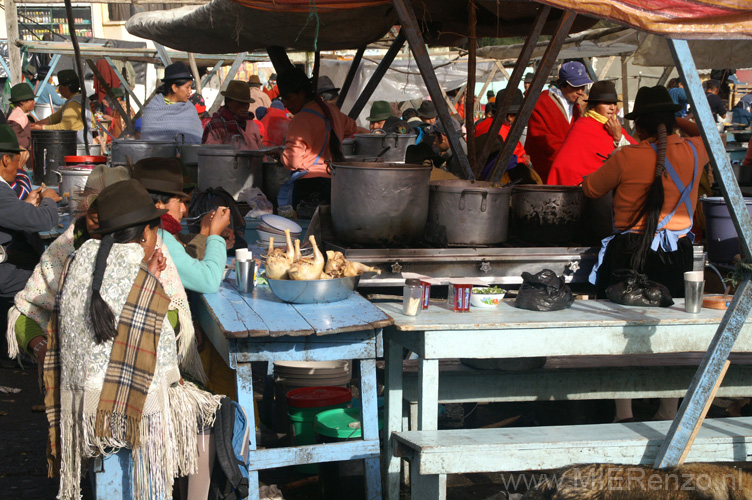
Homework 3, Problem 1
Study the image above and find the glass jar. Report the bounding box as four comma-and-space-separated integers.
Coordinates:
403, 278, 423, 316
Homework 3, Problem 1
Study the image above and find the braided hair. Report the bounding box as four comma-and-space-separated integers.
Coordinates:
626, 111, 676, 271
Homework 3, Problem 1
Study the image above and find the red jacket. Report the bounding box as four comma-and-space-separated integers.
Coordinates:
527, 90, 580, 181
475, 117, 527, 159
547, 115, 636, 186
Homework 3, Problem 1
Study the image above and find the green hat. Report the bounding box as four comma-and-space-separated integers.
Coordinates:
132, 157, 191, 200
10, 83, 35, 103
111, 87, 126, 99
96, 179, 168, 235
624, 85, 682, 120
57, 69, 79, 87
0, 125, 23, 154
367, 101, 392, 122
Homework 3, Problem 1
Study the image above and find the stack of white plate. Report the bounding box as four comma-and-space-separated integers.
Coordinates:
256, 214, 303, 246
274, 360, 351, 388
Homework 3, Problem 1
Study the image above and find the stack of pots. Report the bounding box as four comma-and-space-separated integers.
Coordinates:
56, 155, 107, 214
31, 130, 78, 186
426, 180, 513, 245
330, 162, 432, 245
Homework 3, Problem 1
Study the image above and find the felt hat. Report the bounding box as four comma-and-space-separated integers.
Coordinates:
317, 75, 339, 95
22, 64, 36, 77
277, 67, 312, 96
367, 101, 392, 122
248, 74, 262, 87
163, 62, 193, 81
0, 125, 23, 153
10, 83, 35, 103
524, 72, 534, 83
96, 179, 168, 235
559, 61, 592, 87
132, 157, 191, 200
417, 100, 438, 119
221, 80, 255, 103
57, 69, 79, 87
497, 87, 524, 114
77, 165, 130, 215
269, 73, 277, 81
624, 85, 682, 120
37, 65, 50, 78
110, 87, 126, 99
585, 80, 620, 103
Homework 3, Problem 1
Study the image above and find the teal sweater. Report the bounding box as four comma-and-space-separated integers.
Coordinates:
160, 230, 226, 294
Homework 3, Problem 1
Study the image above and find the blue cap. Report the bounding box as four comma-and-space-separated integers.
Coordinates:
559, 61, 592, 87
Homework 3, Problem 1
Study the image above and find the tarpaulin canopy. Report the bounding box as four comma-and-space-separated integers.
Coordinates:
536, 0, 752, 39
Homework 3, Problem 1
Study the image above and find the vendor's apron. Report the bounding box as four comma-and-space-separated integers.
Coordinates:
589, 141, 700, 285
277, 108, 331, 208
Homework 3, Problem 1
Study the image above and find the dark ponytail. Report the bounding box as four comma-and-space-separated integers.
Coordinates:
314, 94, 344, 162
89, 218, 161, 344
626, 112, 675, 271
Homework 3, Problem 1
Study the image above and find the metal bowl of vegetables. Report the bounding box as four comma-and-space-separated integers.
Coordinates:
267, 276, 361, 304
469, 286, 506, 309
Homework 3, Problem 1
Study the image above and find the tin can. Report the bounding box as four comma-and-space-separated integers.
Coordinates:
420, 280, 431, 309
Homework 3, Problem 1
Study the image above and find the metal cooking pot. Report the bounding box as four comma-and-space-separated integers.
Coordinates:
342, 138, 355, 156
352, 133, 417, 162
426, 180, 512, 245
510, 185, 585, 243
177, 135, 243, 165
55, 165, 94, 214
197, 147, 264, 200
330, 162, 431, 245
111, 139, 178, 165
262, 160, 292, 208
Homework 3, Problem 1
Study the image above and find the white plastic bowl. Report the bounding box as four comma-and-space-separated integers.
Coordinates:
470, 289, 506, 308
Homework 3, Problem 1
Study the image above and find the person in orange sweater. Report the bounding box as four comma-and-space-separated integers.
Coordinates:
583, 85, 708, 299
276, 68, 363, 208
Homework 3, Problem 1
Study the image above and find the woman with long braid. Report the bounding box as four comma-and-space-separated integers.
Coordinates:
583, 85, 708, 299
275, 67, 366, 208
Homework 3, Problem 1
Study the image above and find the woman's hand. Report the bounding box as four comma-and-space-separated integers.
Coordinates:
147, 248, 167, 277
209, 207, 232, 236
199, 212, 213, 237
604, 116, 623, 143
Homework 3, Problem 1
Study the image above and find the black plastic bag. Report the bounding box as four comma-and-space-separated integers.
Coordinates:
605, 269, 674, 307
514, 269, 574, 311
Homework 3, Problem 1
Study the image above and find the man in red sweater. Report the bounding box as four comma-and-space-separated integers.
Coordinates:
527, 61, 592, 180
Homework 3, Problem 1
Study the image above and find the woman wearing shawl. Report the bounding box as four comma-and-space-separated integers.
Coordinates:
141, 62, 203, 144
44, 179, 221, 500
547, 81, 636, 186
6, 165, 206, 386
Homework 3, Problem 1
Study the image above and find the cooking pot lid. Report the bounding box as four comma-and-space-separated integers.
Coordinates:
64, 155, 107, 164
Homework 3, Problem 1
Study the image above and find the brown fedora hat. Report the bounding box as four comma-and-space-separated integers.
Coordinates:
625, 85, 682, 120
585, 80, 621, 103
221, 80, 255, 104
96, 179, 167, 234
132, 157, 191, 200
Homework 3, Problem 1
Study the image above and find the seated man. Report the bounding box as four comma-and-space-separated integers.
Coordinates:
202, 80, 262, 149
366, 101, 392, 132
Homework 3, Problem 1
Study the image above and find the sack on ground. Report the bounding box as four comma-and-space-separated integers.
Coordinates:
514, 269, 574, 311
605, 269, 674, 307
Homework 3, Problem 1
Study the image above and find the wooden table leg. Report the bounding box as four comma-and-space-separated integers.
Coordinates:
385, 336, 404, 500
418, 358, 439, 431
236, 361, 261, 500
359, 358, 383, 500
410, 456, 446, 500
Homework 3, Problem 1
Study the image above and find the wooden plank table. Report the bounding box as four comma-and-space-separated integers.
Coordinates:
378, 298, 752, 500
197, 276, 393, 500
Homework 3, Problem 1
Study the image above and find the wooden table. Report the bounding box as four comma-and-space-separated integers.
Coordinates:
197, 277, 393, 500
378, 298, 752, 500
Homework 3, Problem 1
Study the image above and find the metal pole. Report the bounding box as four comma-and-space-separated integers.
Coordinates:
477, 5, 550, 174
466, 0, 477, 171
392, 0, 473, 179
188, 53, 202, 94
64, 0, 88, 154
488, 10, 576, 183
347, 32, 406, 119
337, 45, 366, 109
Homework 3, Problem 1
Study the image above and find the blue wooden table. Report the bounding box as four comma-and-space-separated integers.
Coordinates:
197, 275, 393, 500
378, 298, 752, 500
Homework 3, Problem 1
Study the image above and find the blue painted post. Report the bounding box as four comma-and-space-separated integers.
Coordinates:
34, 54, 61, 100
236, 361, 261, 500
653, 39, 752, 468
201, 59, 226, 89
154, 43, 173, 67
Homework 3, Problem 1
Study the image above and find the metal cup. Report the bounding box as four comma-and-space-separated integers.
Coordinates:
684, 271, 705, 314
235, 259, 254, 294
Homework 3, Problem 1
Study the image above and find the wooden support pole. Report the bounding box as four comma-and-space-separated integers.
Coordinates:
64, 0, 88, 154
621, 55, 632, 134
103, 56, 143, 111
466, 0, 477, 171
347, 31, 406, 119
657, 66, 673, 87
597, 55, 616, 81
477, 5, 550, 176
392, 0, 473, 179
4, 0, 22, 84
312, 50, 320, 93
86, 59, 134, 136
337, 46, 366, 108
476, 65, 498, 116
188, 53, 202, 94
154, 43, 173, 66
488, 10, 576, 183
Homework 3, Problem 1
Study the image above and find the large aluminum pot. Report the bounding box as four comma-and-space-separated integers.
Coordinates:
54, 164, 94, 214
31, 130, 77, 186
330, 162, 431, 245
197, 147, 264, 200
342, 138, 355, 156
111, 139, 177, 165
427, 180, 512, 245
352, 133, 417, 162
510, 185, 585, 243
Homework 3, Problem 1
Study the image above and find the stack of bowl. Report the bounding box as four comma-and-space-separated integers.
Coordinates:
256, 214, 302, 247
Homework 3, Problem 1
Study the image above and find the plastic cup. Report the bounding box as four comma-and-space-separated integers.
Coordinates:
684, 271, 705, 314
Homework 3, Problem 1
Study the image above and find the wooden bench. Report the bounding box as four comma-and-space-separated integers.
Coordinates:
393, 417, 752, 500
